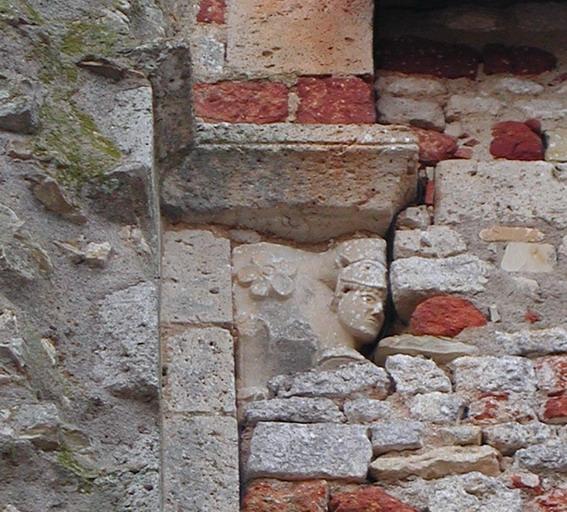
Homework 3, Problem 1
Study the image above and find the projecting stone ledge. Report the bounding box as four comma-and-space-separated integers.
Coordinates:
161, 124, 418, 242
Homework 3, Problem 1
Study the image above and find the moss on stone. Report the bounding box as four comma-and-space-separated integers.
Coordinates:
61, 21, 120, 57
57, 447, 98, 494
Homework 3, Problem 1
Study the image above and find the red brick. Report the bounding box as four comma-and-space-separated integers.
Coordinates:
193, 81, 289, 124
531, 490, 567, 511
196, 0, 225, 23
542, 394, 567, 424
409, 295, 487, 338
329, 486, 417, 512
296, 77, 376, 124
455, 147, 473, 159
490, 121, 544, 161
413, 128, 458, 165
534, 356, 567, 395
483, 44, 557, 76
377, 37, 480, 79
424, 180, 435, 206
509, 473, 543, 496
242, 479, 328, 512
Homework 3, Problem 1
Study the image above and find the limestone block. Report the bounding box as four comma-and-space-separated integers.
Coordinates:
394, 226, 466, 259
479, 226, 545, 243
435, 161, 567, 230
492, 327, 567, 357
243, 397, 344, 424
161, 124, 418, 242
344, 399, 398, 424
396, 206, 432, 230
437, 426, 482, 446
246, 422, 372, 481
409, 392, 467, 424
376, 74, 447, 99
268, 362, 391, 400
163, 328, 235, 415
390, 255, 489, 321
483, 422, 552, 455
386, 355, 451, 395
226, 0, 373, 76
161, 230, 232, 324
377, 95, 445, 131
370, 421, 424, 455
545, 127, 567, 162
501, 243, 556, 273
450, 356, 536, 393
445, 95, 503, 121
516, 441, 567, 472
369, 446, 500, 481
233, 240, 387, 392
162, 415, 239, 512
481, 77, 545, 95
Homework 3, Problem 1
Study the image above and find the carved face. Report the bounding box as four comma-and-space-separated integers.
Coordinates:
337, 289, 384, 343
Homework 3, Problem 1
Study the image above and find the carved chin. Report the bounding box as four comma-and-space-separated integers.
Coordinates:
343, 320, 381, 343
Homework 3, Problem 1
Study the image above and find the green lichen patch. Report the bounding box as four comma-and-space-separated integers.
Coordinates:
57, 447, 98, 494
61, 21, 120, 57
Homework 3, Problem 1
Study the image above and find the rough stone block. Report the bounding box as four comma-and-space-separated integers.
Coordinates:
268, 362, 391, 400
243, 479, 328, 512
243, 397, 344, 424
483, 422, 552, 455
226, 0, 373, 76
246, 422, 372, 482
396, 206, 431, 231
296, 77, 375, 124
162, 124, 418, 242
437, 425, 482, 446
446, 95, 503, 121
534, 355, 567, 394
377, 96, 444, 131
479, 226, 545, 243
374, 334, 478, 366
541, 395, 567, 424
413, 127, 458, 165
163, 328, 235, 415
369, 446, 500, 481
435, 161, 567, 230
494, 327, 567, 357
390, 255, 489, 321
386, 354, 451, 395
516, 441, 567, 473
161, 230, 232, 324
546, 127, 567, 162
394, 226, 466, 259
501, 242, 556, 273
344, 399, 398, 424
409, 392, 467, 424
469, 392, 537, 425
163, 415, 239, 512
370, 421, 424, 455
376, 74, 447, 99
451, 356, 537, 394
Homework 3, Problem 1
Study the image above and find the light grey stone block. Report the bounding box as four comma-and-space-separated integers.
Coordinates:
386, 355, 452, 395
501, 242, 556, 273
370, 421, 424, 455
243, 397, 344, 424
437, 426, 482, 447
450, 356, 536, 393
344, 399, 398, 424
163, 415, 240, 512
516, 441, 567, 472
161, 230, 232, 324
163, 328, 235, 415
246, 422, 372, 481
483, 422, 552, 455
494, 327, 567, 356
377, 95, 445, 131
409, 392, 466, 424
268, 363, 391, 400
394, 226, 466, 259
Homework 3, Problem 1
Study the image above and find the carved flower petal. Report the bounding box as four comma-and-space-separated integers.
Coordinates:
237, 265, 262, 285
270, 273, 295, 298
250, 278, 271, 298
278, 261, 297, 277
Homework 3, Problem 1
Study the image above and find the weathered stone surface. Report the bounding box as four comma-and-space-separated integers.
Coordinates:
28, 175, 85, 224
413, 128, 458, 165
546, 127, 567, 162
243, 397, 344, 424
409, 296, 487, 338
193, 81, 289, 123
161, 230, 232, 324
529, 490, 567, 512
329, 486, 418, 512
490, 121, 544, 161
196, 0, 225, 23
242, 479, 328, 512
370, 421, 424, 455
344, 399, 398, 424
394, 227, 466, 260
374, 334, 478, 366
494, 327, 567, 356
516, 441, 567, 473
269, 363, 391, 400
163, 328, 235, 415
501, 242, 556, 273
376, 74, 447, 99
377, 96, 444, 131
84, 242, 112, 268
437, 426, 482, 447
234, 240, 387, 392
226, 0, 373, 76
246, 423, 372, 482
163, 415, 239, 511
446, 95, 503, 122
483, 422, 552, 455
534, 355, 567, 394
483, 44, 557, 75
435, 161, 567, 229
162, 124, 418, 242
479, 226, 545, 243
390, 255, 489, 321
297, 77, 375, 124
377, 37, 480, 79
0, 95, 39, 134
469, 392, 537, 425
409, 392, 466, 424
451, 356, 536, 393
370, 446, 500, 481
386, 355, 451, 395
541, 395, 567, 424
9, 403, 61, 450
396, 206, 431, 231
